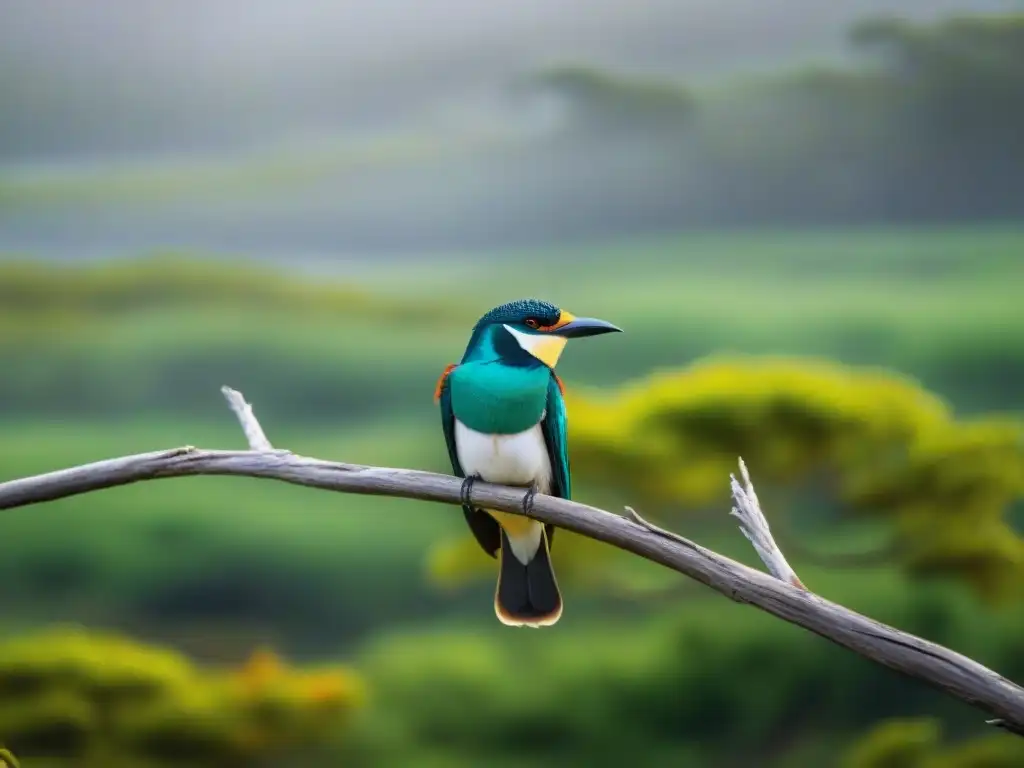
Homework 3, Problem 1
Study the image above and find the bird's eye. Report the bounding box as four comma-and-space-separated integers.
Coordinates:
524, 318, 540, 329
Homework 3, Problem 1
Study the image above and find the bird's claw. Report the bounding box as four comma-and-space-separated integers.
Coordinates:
460, 475, 479, 508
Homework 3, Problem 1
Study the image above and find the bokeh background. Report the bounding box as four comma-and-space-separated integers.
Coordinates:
1, 1, 1023, 766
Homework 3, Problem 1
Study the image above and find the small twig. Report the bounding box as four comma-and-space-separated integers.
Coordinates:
627, 459, 805, 589
730, 457, 805, 589
221, 385, 275, 452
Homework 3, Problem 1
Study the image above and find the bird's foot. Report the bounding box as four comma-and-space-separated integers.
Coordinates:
522, 484, 539, 517
460, 474, 481, 507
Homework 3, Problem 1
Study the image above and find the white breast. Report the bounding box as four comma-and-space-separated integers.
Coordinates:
454, 419, 552, 494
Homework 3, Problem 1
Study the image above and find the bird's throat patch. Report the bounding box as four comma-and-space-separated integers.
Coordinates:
528, 335, 568, 368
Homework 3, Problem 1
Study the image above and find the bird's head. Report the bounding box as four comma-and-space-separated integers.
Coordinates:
463, 298, 622, 368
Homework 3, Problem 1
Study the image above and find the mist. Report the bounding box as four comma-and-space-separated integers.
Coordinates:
1, 0, 1022, 256
1, 0, 1015, 158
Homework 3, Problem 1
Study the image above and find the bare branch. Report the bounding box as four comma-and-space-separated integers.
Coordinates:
0, 388, 1022, 736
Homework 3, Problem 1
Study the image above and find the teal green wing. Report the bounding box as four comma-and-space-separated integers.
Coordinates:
438, 370, 463, 477
438, 367, 502, 558
540, 374, 571, 547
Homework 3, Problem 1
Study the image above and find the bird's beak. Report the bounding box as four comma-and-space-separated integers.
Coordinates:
548, 317, 623, 338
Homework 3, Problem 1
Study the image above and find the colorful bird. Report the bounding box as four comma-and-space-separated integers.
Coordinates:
435, 299, 621, 627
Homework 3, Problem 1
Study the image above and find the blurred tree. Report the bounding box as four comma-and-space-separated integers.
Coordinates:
428, 357, 1024, 601
521, 65, 696, 139
0, 627, 364, 767
848, 14, 1024, 217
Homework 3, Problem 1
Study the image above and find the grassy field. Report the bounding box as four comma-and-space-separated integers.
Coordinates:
2, 226, 1022, 423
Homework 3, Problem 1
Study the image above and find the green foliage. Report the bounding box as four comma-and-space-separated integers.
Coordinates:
841, 718, 1024, 768
0, 232, 1019, 765
430, 357, 1024, 600
0, 627, 363, 767
566, 356, 950, 500
842, 719, 942, 768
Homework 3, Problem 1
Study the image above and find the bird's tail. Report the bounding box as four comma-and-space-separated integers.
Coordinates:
495, 527, 562, 627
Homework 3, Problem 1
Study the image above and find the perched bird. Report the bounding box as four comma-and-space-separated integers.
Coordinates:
435, 299, 621, 627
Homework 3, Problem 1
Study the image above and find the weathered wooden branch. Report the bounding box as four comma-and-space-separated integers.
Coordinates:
0, 387, 1022, 736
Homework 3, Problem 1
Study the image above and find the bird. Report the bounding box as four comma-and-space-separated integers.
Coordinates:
435, 299, 622, 627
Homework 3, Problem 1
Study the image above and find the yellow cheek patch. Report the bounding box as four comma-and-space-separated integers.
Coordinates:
529, 335, 568, 368
528, 335, 569, 370
504, 323, 569, 367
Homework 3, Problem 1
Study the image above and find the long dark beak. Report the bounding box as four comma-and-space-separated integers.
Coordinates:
549, 317, 623, 338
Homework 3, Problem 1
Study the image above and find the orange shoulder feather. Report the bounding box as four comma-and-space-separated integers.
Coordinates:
434, 363, 457, 402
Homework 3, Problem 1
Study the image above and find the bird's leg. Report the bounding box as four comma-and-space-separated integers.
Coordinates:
522, 482, 539, 518
460, 474, 481, 508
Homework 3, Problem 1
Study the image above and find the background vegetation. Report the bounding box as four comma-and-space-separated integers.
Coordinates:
2, 6, 1022, 768
2, 225, 1022, 766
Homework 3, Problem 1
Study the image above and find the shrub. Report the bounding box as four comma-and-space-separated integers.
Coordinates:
0, 627, 364, 767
